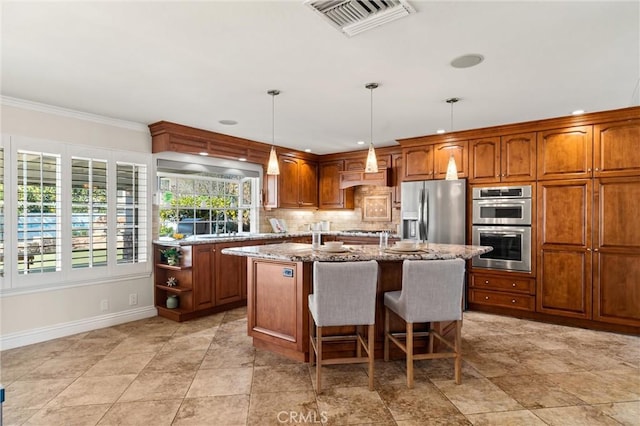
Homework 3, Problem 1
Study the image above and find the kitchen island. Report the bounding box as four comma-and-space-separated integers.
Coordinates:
222, 242, 492, 361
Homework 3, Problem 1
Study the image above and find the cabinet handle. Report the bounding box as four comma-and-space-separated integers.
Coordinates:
586, 248, 591, 252
512, 283, 516, 287
485, 280, 489, 284
511, 299, 517, 303
485, 296, 490, 300
502, 174, 506, 177
594, 248, 599, 252
496, 175, 500, 177
595, 168, 600, 171
587, 168, 592, 172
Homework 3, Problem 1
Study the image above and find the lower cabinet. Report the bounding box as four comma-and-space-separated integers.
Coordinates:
214, 241, 247, 305
469, 272, 536, 312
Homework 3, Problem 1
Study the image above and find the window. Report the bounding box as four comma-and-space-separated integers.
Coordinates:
0, 136, 150, 291
157, 173, 258, 238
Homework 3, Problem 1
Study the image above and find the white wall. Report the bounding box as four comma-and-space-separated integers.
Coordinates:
0, 99, 156, 350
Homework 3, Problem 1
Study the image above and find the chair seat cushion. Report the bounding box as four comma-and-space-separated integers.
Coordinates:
384, 290, 403, 317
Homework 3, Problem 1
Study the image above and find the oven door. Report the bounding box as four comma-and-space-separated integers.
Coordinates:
472, 199, 532, 225
472, 226, 531, 272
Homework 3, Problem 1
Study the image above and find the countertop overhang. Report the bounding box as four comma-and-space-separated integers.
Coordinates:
221, 242, 492, 262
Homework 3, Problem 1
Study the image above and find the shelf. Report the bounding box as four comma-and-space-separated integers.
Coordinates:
155, 263, 191, 271
155, 284, 192, 294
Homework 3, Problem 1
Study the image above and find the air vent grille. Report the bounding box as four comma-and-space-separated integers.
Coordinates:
305, 0, 415, 37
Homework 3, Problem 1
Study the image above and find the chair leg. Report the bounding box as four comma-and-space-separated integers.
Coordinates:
454, 319, 462, 385
367, 324, 374, 391
316, 325, 322, 393
428, 322, 434, 354
406, 321, 414, 389
309, 311, 315, 367
384, 307, 390, 361
356, 325, 362, 358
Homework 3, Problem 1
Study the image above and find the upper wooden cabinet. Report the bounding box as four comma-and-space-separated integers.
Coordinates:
594, 119, 640, 178
469, 133, 536, 183
403, 142, 467, 181
344, 154, 391, 171
274, 157, 318, 208
318, 160, 354, 209
537, 126, 593, 180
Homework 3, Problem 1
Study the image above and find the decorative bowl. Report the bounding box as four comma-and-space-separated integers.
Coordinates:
323, 241, 344, 250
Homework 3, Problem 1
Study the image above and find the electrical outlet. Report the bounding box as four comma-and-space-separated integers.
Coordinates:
129, 293, 138, 306
100, 299, 109, 311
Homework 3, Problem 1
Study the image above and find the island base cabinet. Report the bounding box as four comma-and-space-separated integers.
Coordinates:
247, 258, 311, 361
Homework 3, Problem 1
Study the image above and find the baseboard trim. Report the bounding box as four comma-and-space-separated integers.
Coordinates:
0, 306, 158, 351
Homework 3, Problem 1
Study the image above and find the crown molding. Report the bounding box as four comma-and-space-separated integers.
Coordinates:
1, 96, 149, 132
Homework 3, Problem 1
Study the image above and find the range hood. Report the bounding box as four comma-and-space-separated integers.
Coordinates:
339, 168, 390, 189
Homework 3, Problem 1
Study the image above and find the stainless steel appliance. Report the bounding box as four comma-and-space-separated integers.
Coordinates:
471, 185, 532, 272
401, 180, 466, 244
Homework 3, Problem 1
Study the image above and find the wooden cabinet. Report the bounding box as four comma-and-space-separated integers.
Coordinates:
403, 142, 467, 181
537, 180, 593, 319
214, 241, 247, 305
154, 245, 195, 322
344, 153, 391, 171
594, 119, 640, 178
537, 126, 593, 180
192, 244, 215, 311
469, 272, 536, 312
592, 177, 640, 327
469, 133, 536, 183
318, 160, 354, 209
392, 153, 403, 207
281, 157, 318, 208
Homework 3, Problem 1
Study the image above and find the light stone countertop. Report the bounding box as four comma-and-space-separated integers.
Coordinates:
220, 242, 492, 262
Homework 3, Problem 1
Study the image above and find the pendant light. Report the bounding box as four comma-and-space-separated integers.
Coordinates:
364, 82, 379, 173
445, 97, 460, 181
266, 89, 280, 175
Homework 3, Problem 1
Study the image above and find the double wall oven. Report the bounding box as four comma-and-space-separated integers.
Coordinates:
471, 185, 532, 272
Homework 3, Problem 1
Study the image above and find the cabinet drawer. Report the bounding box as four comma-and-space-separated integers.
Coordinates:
471, 274, 535, 294
470, 289, 535, 311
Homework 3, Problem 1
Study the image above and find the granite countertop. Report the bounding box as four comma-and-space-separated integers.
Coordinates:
153, 230, 401, 246
220, 242, 492, 262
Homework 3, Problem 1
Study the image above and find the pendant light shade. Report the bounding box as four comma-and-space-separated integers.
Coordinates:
266, 89, 280, 176
364, 83, 379, 173
445, 97, 460, 181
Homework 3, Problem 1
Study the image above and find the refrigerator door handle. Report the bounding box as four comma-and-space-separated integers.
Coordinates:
425, 188, 429, 241
418, 188, 426, 241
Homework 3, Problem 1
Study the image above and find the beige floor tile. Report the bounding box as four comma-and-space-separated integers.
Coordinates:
463, 351, 536, 378
433, 377, 523, 415
247, 390, 319, 425
490, 374, 586, 409
200, 343, 255, 369
547, 369, 640, 404
160, 335, 214, 353
23, 403, 111, 426
173, 395, 249, 425
310, 363, 371, 390
395, 415, 471, 425
466, 409, 547, 425
2, 407, 40, 426
186, 367, 253, 397
83, 351, 156, 377
20, 354, 105, 380
377, 380, 461, 422
254, 347, 301, 366
109, 335, 170, 354
0, 355, 54, 384
532, 405, 623, 425
316, 386, 395, 425
140, 348, 206, 374
117, 370, 195, 402
414, 358, 483, 382
65, 337, 122, 356
47, 374, 136, 407
4, 378, 75, 410
373, 360, 410, 387
596, 401, 640, 426
252, 364, 313, 393
97, 399, 182, 426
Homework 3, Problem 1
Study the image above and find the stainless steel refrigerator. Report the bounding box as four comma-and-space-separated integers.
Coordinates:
401, 179, 466, 244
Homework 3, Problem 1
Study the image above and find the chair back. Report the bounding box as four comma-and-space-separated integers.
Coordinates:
312, 260, 378, 327
399, 259, 465, 323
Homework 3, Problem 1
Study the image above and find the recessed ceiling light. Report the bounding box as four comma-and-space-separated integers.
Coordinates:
357, 140, 365, 145
219, 119, 238, 125
304, 149, 311, 153
572, 109, 585, 115
238, 157, 247, 162
199, 152, 208, 156
450, 54, 484, 69
436, 129, 446, 134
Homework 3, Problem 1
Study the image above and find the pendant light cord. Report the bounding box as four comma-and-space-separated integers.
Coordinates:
272, 93, 275, 145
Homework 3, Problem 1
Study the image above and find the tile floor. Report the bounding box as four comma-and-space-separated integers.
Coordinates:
1, 308, 638, 425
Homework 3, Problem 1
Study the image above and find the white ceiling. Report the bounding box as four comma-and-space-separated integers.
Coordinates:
2, 1, 638, 155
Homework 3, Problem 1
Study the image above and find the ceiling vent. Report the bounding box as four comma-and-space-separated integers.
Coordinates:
305, 0, 416, 37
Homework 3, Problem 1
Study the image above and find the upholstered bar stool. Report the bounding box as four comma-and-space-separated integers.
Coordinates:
384, 258, 466, 388
308, 260, 378, 393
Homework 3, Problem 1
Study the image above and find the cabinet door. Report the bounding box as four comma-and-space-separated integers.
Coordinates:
469, 137, 500, 183
214, 242, 246, 306
279, 157, 300, 208
345, 154, 391, 171
298, 159, 318, 207
434, 141, 467, 179
594, 119, 640, 178
403, 145, 434, 180
392, 153, 403, 207
192, 244, 215, 311
502, 132, 536, 182
592, 177, 640, 326
537, 180, 592, 318
537, 126, 593, 180
319, 160, 353, 209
